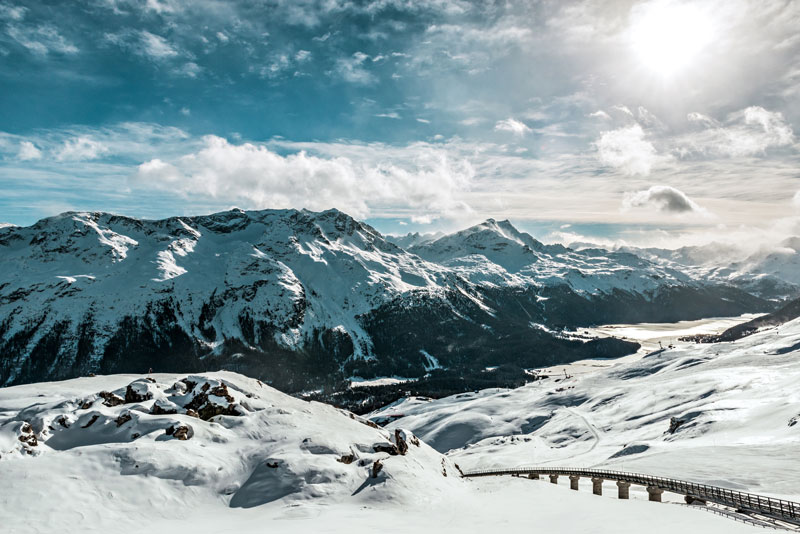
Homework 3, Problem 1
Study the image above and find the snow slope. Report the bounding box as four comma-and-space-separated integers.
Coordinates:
373, 317, 800, 501
0, 371, 764, 533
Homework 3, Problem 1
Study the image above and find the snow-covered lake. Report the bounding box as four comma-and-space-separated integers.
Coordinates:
536, 313, 763, 378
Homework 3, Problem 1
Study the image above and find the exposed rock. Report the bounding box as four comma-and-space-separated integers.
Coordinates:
125, 382, 152, 404
82, 414, 99, 428
668, 417, 685, 434
181, 379, 197, 392
349, 412, 381, 429
18, 423, 37, 447
266, 461, 279, 468
394, 429, 408, 455
80, 400, 93, 410
56, 415, 70, 428
99, 391, 125, 407
150, 399, 178, 415
337, 453, 356, 465
790, 415, 798, 427
441, 459, 447, 477
371, 459, 383, 478
184, 382, 240, 420
373, 442, 400, 455
131, 432, 140, 440
115, 413, 132, 427
166, 424, 193, 441
185, 409, 199, 418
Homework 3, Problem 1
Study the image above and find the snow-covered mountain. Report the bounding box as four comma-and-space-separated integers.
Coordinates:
384, 230, 444, 249
0, 209, 770, 390
625, 237, 800, 299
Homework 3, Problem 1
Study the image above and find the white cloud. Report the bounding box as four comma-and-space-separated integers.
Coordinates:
138, 30, 179, 60
174, 61, 201, 78
677, 106, 795, 158
0, 3, 26, 21
793, 191, 800, 208
6, 24, 78, 55
411, 214, 437, 224
18, 141, 42, 161
623, 185, 707, 215
55, 137, 109, 161
295, 49, 311, 62
333, 52, 376, 84
494, 118, 531, 136
375, 112, 401, 119
105, 30, 179, 63
589, 110, 611, 120
132, 135, 473, 219
595, 124, 666, 176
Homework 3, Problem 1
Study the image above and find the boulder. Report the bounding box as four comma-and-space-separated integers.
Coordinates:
99, 391, 125, 407
125, 381, 153, 404
372, 459, 383, 478
166, 424, 193, 441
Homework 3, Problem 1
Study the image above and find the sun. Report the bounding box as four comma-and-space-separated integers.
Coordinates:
628, 1, 714, 78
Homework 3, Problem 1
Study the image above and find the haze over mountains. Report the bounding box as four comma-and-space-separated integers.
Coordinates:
0, 208, 786, 395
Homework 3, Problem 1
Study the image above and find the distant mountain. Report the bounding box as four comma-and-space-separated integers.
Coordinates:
626, 238, 800, 300
385, 231, 444, 249
0, 209, 771, 391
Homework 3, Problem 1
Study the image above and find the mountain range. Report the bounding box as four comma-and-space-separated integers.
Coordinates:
0, 208, 777, 393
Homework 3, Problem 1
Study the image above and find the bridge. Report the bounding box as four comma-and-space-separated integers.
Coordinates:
463, 467, 800, 530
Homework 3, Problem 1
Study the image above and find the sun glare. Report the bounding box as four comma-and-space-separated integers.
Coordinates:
629, 1, 714, 78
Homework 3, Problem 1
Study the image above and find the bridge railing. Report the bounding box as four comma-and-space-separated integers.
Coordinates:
462, 467, 800, 525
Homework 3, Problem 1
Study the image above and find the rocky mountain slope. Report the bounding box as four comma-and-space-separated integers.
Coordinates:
0, 209, 771, 391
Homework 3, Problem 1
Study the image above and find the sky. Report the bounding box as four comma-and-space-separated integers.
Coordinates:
0, 0, 798, 248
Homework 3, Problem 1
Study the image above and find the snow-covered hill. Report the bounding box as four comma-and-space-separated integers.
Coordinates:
0, 371, 766, 534
372, 316, 800, 501
0, 209, 770, 390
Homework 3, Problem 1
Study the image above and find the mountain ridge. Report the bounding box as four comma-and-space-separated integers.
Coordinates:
0, 208, 773, 392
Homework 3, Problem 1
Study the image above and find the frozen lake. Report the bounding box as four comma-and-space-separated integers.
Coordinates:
536, 313, 764, 378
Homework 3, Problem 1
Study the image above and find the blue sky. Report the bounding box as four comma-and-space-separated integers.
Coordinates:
0, 0, 798, 247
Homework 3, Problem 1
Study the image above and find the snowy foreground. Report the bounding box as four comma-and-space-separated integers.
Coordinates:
1, 356, 789, 534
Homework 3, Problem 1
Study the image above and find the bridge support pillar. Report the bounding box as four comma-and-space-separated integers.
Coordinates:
569, 475, 580, 490
591, 477, 603, 496
647, 486, 664, 502
617, 481, 631, 499
527, 473, 539, 480
549, 474, 559, 485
